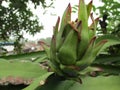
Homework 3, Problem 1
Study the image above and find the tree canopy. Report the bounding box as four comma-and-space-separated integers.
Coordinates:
0, 0, 54, 53
96, 0, 120, 55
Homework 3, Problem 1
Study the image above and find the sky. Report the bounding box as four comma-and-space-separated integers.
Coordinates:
24, 0, 102, 41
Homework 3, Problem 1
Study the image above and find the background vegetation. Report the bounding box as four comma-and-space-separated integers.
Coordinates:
0, 0, 54, 53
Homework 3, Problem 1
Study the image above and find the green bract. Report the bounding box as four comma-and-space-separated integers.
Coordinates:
43, 0, 120, 82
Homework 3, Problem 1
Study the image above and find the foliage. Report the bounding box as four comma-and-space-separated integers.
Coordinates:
94, 0, 120, 55
97, 0, 120, 33
0, 50, 51, 89
35, 74, 120, 90
0, 59, 49, 80
41, 0, 120, 80
0, 0, 120, 90
0, 0, 54, 53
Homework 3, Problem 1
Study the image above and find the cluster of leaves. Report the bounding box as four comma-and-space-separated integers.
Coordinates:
0, 50, 120, 90
0, 0, 43, 40
96, 0, 120, 34
95, 0, 120, 55
0, 0, 54, 53
0, 0, 120, 90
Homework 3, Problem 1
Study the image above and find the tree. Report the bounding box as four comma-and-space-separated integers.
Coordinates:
0, 0, 54, 53
95, 0, 120, 55
96, 0, 120, 34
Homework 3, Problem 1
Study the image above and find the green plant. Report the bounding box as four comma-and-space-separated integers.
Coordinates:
95, 0, 120, 55
97, 0, 120, 33
0, 51, 52, 90
42, 0, 120, 80
0, 0, 120, 90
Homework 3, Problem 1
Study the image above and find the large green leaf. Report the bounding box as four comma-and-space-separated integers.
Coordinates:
34, 74, 120, 90
95, 35, 120, 53
56, 3, 71, 50
94, 55, 120, 64
91, 64, 120, 75
77, 0, 89, 59
58, 30, 78, 65
80, 76, 120, 90
0, 51, 46, 61
0, 59, 49, 82
23, 72, 53, 90
35, 74, 79, 90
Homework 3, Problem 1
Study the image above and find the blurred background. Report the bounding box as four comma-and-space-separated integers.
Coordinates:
0, 0, 120, 55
